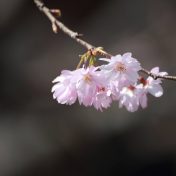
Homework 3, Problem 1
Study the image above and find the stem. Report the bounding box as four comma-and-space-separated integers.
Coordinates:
34, 0, 176, 81
34, 0, 94, 50
140, 68, 176, 81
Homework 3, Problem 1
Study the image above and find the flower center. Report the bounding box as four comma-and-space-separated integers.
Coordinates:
97, 87, 106, 92
139, 77, 148, 86
84, 74, 92, 83
116, 62, 126, 72
128, 85, 135, 91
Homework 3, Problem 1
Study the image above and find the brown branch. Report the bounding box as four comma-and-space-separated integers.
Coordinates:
34, 0, 176, 81
140, 68, 176, 81
34, 0, 94, 50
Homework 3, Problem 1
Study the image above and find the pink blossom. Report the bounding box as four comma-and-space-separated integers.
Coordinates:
100, 53, 141, 84
76, 66, 107, 107
51, 56, 167, 112
106, 78, 133, 101
119, 85, 140, 112
139, 67, 167, 97
52, 69, 80, 105
119, 85, 148, 112
52, 66, 109, 108
92, 87, 112, 111
107, 80, 120, 101
136, 84, 148, 109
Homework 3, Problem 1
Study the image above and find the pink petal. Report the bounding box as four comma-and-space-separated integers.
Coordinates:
140, 94, 147, 109
148, 84, 163, 97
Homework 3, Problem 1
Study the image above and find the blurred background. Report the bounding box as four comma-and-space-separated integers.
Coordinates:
0, 0, 176, 175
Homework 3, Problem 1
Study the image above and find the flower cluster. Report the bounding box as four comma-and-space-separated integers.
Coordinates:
52, 53, 167, 112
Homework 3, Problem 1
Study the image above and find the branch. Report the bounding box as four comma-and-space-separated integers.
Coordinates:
140, 68, 176, 81
34, 0, 94, 50
34, 0, 176, 81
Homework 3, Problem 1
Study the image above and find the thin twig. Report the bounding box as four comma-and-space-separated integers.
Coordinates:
34, 0, 176, 81
140, 68, 176, 81
34, 0, 94, 50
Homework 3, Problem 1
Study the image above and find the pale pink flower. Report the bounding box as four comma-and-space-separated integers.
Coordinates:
119, 67, 167, 112
139, 67, 167, 97
119, 85, 140, 112
93, 87, 112, 111
119, 84, 148, 112
106, 78, 133, 101
52, 69, 82, 105
52, 55, 166, 112
136, 84, 148, 109
52, 66, 108, 108
100, 53, 141, 84
76, 66, 107, 107
107, 80, 120, 101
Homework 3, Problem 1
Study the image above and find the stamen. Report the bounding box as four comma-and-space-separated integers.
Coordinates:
128, 85, 135, 91
98, 87, 106, 92
116, 62, 126, 72
140, 77, 148, 86
84, 74, 92, 83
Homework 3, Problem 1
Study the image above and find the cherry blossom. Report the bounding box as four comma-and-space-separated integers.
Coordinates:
92, 87, 112, 111
119, 84, 148, 112
76, 66, 107, 107
100, 53, 141, 84
51, 54, 167, 112
139, 67, 168, 97
118, 85, 139, 112
52, 69, 82, 105
137, 84, 148, 109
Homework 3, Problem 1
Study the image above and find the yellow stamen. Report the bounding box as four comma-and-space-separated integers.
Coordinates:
84, 74, 92, 83
116, 62, 126, 72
